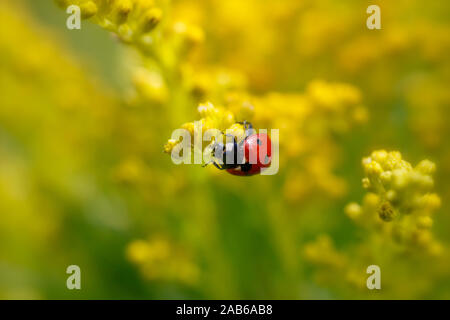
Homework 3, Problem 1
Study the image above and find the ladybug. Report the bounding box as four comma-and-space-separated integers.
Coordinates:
205, 121, 272, 176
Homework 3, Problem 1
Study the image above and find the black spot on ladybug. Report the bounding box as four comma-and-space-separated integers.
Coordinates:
257, 139, 262, 146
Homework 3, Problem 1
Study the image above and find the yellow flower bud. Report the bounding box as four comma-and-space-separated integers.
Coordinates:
140, 8, 162, 33
127, 240, 151, 263
362, 177, 371, 189
365, 161, 383, 176
345, 202, 362, 220
114, 0, 133, 24
412, 229, 432, 247
363, 192, 380, 209
416, 159, 436, 175
181, 122, 195, 136
392, 168, 409, 189
185, 25, 204, 44
386, 189, 397, 202
423, 193, 441, 210
380, 171, 392, 184
371, 150, 388, 164
80, 1, 98, 19
174, 22, 204, 45
417, 216, 433, 229
164, 139, 179, 154
132, 69, 168, 104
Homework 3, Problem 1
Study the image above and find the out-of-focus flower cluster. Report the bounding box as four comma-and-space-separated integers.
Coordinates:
304, 235, 368, 291
305, 151, 447, 298
127, 236, 198, 284
57, 0, 205, 108
346, 150, 441, 254
0, 0, 118, 298
56, 0, 164, 42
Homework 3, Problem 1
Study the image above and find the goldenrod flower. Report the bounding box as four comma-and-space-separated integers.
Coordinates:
164, 101, 235, 157
58, 0, 165, 46
349, 150, 442, 253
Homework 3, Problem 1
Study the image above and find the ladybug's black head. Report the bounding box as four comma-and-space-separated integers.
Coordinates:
211, 140, 243, 169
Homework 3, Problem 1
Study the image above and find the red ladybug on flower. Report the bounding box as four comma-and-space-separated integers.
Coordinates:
205, 121, 272, 176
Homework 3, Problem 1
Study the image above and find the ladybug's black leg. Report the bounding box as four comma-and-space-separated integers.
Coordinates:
202, 159, 225, 170
212, 161, 225, 170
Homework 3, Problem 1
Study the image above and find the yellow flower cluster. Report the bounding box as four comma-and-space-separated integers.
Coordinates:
306, 151, 445, 298
127, 236, 199, 285
56, 0, 205, 107
346, 150, 441, 254
56, 0, 163, 42
163, 101, 240, 161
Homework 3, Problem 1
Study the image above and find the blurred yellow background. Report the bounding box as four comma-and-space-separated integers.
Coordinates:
0, 0, 449, 299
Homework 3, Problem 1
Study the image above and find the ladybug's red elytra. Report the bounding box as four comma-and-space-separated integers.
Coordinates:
206, 121, 272, 176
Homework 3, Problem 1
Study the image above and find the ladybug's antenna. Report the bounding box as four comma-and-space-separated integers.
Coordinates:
202, 160, 224, 170
202, 141, 221, 168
